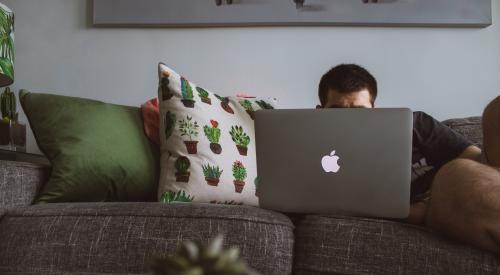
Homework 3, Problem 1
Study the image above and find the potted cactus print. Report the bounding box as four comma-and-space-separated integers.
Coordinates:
232, 161, 247, 193
196, 87, 212, 105
256, 100, 274, 110
175, 156, 191, 182
160, 190, 194, 203
180, 77, 195, 108
203, 120, 222, 154
214, 94, 234, 114
202, 164, 223, 186
239, 100, 255, 120
178, 115, 199, 154
229, 126, 250, 156
160, 73, 173, 101
164, 111, 176, 141
209, 200, 243, 205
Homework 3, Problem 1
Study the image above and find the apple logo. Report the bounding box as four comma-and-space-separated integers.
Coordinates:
321, 150, 340, 173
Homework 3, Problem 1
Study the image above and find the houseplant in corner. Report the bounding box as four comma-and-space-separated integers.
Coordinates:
0, 87, 25, 151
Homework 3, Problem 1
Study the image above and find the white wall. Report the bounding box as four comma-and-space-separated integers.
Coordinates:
3, 0, 500, 153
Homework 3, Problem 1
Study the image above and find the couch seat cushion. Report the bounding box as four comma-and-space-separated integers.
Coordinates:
0, 202, 294, 275
294, 215, 500, 275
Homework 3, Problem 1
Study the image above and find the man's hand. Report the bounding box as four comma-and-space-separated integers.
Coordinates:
407, 201, 428, 225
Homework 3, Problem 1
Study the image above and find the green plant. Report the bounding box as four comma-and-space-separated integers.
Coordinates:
196, 87, 209, 98
160, 190, 194, 204
149, 235, 259, 275
202, 164, 223, 179
229, 126, 250, 147
203, 120, 221, 144
175, 156, 191, 173
1, 87, 16, 121
181, 77, 194, 100
232, 161, 247, 182
0, 7, 14, 79
165, 111, 176, 140
239, 100, 254, 111
255, 100, 274, 110
179, 116, 199, 141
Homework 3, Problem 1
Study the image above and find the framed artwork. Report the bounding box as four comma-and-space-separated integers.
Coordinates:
93, 0, 492, 28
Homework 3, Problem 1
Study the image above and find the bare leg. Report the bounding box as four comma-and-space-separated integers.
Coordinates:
426, 159, 500, 253
483, 96, 500, 167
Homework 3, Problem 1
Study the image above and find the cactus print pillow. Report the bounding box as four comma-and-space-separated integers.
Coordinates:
157, 63, 276, 206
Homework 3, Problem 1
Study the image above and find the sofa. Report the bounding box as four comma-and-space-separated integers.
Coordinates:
0, 116, 499, 275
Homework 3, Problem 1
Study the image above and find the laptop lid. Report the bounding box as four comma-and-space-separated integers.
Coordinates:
255, 108, 412, 218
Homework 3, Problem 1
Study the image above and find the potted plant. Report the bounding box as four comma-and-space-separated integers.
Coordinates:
255, 100, 274, 110
232, 161, 247, 193
149, 235, 259, 275
202, 164, 223, 186
164, 111, 176, 141
239, 100, 255, 120
175, 156, 191, 182
214, 94, 234, 114
180, 77, 195, 108
160, 190, 194, 203
0, 87, 25, 151
229, 126, 250, 156
178, 115, 199, 154
203, 120, 222, 154
196, 87, 211, 105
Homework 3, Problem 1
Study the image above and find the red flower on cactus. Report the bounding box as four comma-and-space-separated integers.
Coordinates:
210, 120, 219, 128
234, 161, 244, 168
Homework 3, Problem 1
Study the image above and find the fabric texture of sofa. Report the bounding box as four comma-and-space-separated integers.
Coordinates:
0, 116, 498, 275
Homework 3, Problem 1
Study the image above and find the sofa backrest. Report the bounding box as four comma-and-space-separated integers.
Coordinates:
442, 116, 483, 149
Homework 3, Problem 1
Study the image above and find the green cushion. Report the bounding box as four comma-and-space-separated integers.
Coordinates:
20, 90, 159, 203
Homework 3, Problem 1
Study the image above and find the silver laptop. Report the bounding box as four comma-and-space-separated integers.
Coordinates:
255, 108, 412, 218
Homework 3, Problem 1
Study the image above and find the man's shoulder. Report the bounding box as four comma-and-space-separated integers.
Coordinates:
413, 111, 433, 120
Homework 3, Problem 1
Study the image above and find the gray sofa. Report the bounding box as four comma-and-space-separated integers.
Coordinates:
0, 117, 499, 275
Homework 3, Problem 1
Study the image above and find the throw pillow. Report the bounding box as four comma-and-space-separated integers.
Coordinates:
157, 63, 275, 206
20, 90, 160, 203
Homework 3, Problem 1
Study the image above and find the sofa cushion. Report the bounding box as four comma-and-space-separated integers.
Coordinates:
0, 202, 294, 275
442, 116, 483, 148
293, 215, 499, 275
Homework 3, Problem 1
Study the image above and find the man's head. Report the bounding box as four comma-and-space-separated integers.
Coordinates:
318, 64, 377, 108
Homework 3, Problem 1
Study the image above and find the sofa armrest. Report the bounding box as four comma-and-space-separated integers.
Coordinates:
0, 160, 50, 207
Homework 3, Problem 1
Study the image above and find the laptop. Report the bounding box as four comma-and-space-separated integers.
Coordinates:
255, 108, 413, 218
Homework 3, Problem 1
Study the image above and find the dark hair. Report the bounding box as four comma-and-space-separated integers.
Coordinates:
318, 64, 377, 107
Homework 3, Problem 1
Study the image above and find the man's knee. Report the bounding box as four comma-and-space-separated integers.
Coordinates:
483, 96, 500, 119
431, 159, 500, 211
427, 159, 500, 252
431, 159, 479, 196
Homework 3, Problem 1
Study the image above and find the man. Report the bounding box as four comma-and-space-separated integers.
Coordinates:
318, 64, 500, 253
